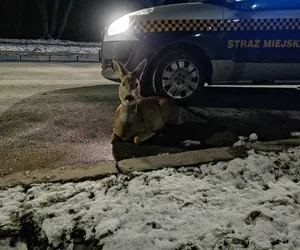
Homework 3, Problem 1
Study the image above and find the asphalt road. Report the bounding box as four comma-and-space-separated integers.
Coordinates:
0, 62, 108, 114
0, 62, 120, 179
0, 62, 198, 179
1, 62, 300, 182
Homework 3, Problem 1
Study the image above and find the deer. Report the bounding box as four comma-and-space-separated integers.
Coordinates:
111, 57, 182, 144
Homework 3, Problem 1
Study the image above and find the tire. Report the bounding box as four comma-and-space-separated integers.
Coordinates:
151, 49, 207, 104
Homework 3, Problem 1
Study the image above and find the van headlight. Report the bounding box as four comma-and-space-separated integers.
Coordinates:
107, 8, 154, 36
108, 15, 131, 36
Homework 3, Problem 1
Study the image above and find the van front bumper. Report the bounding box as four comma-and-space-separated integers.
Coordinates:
100, 37, 152, 82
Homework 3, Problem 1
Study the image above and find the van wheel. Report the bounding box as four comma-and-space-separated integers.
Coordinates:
152, 49, 207, 104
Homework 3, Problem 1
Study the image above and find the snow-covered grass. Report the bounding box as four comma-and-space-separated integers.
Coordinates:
1, 147, 300, 250
291, 131, 300, 138
0, 38, 101, 55
0, 38, 100, 46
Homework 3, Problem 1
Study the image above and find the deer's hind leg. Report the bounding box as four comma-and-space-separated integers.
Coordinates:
134, 131, 156, 144
158, 99, 181, 126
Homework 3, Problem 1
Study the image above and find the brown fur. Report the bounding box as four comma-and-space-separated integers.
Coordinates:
111, 57, 182, 144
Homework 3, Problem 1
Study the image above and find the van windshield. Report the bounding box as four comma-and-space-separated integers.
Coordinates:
163, 0, 224, 5
222, 0, 300, 11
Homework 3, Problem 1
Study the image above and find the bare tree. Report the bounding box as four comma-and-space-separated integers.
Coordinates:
56, 0, 73, 39
50, 0, 59, 38
37, 0, 49, 39
2, 0, 26, 35
37, 0, 73, 40
16, 0, 25, 30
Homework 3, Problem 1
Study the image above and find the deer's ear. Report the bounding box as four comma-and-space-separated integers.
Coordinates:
112, 57, 129, 80
133, 58, 147, 80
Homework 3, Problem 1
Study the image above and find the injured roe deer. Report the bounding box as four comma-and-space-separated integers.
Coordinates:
111, 57, 182, 144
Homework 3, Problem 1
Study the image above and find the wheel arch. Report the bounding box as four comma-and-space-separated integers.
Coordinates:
146, 42, 213, 84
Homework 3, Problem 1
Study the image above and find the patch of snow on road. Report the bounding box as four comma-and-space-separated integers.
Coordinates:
249, 133, 258, 142
233, 140, 246, 147
1, 147, 300, 249
238, 136, 248, 141
181, 140, 201, 147
234, 133, 259, 146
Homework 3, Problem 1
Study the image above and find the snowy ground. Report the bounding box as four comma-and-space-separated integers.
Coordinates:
1, 147, 300, 250
0, 38, 101, 55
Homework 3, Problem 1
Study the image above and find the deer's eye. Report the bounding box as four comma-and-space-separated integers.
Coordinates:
122, 82, 125, 86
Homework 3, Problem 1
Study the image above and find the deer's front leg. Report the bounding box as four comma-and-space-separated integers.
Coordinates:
111, 131, 121, 142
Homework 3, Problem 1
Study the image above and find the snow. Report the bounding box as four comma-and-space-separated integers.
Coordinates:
0, 38, 101, 55
1, 147, 300, 249
0, 240, 27, 250
233, 140, 246, 147
0, 186, 25, 232
181, 139, 201, 147
234, 133, 259, 146
249, 133, 258, 142
0, 38, 100, 46
291, 131, 300, 138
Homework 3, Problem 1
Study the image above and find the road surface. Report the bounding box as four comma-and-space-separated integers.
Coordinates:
0, 62, 120, 180
0, 62, 204, 181
0, 62, 110, 114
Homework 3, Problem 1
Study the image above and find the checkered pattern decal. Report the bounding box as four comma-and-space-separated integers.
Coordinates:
134, 18, 300, 33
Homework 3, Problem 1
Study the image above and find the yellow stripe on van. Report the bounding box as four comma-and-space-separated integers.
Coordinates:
134, 18, 300, 33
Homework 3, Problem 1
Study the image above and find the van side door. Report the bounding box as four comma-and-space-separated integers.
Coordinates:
214, 0, 300, 84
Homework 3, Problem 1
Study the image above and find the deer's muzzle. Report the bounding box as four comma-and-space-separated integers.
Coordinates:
125, 95, 135, 102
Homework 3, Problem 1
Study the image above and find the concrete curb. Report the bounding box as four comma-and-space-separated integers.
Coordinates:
247, 138, 300, 151
0, 51, 100, 63
0, 162, 118, 188
117, 147, 246, 174
1, 137, 300, 189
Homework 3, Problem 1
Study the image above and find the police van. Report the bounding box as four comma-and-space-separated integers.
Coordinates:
100, 0, 300, 103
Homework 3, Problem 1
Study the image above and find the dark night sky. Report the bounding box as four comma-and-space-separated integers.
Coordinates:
0, 0, 188, 41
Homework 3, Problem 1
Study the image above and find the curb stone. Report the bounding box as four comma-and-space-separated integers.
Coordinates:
247, 138, 300, 151
47, 55, 78, 62
78, 55, 100, 62
0, 55, 20, 61
0, 161, 118, 189
0, 51, 100, 63
117, 146, 247, 174
21, 54, 51, 62
1, 138, 300, 189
